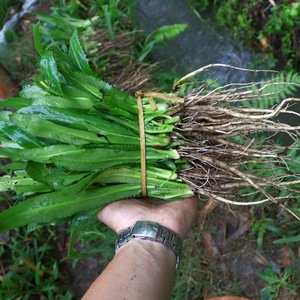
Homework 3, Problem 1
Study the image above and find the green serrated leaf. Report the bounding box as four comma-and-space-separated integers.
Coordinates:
69, 30, 95, 76
26, 161, 90, 191
64, 73, 104, 101
0, 97, 33, 110
10, 113, 106, 145
33, 23, 45, 56
61, 85, 97, 109
0, 111, 12, 122
0, 172, 50, 194
59, 173, 98, 196
0, 144, 85, 163
49, 147, 179, 171
0, 162, 27, 171
39, 51, 66, 94
17, 105, 138, 140
0, 121, 44, 149
20, 85, 49, 99
0, 184, 141, 233
18, 85, 84, 109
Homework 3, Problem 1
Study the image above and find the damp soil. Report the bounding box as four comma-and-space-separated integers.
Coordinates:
187, 203, 300, 299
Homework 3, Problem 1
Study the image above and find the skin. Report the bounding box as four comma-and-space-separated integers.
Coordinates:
82, 197, 198, 300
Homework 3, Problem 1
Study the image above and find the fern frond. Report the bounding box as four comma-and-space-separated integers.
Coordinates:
252, 71, 300, 108
138, 24, 189, 62
152, 24, 189, 42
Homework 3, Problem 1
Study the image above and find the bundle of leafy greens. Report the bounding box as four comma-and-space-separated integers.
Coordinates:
0, 27, 193, 234
0, 26, 300, 251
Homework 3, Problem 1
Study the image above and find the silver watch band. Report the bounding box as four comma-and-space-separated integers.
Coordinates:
115, 220, 182, 269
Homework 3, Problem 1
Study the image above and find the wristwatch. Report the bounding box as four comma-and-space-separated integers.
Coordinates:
115, 220, 182, 269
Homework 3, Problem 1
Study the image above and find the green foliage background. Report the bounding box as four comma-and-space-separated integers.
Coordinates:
189, 0, 300, 72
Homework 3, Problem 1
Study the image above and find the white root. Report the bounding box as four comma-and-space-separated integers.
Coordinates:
171, 65, 300, 219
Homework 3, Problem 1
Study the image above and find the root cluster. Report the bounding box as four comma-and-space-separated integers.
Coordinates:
89, 30, 157, 94
171, 68, 300, 217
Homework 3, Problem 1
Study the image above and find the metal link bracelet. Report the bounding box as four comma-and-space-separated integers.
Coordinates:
115, 220, 182, 269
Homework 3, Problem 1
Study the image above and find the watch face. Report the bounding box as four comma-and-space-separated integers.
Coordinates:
132, 221, 159, 239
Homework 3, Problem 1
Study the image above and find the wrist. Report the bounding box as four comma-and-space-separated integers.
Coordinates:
115, 238, 177, 269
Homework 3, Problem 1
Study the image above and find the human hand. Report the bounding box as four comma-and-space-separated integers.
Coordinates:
96, 196, 198, 241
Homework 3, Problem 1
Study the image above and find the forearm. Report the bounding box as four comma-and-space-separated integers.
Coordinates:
82, 239, 176, 300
